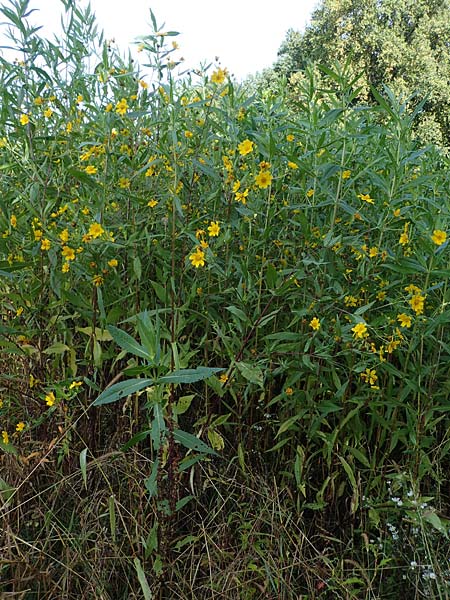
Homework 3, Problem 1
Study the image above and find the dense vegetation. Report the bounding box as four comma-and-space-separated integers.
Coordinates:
1, 0, 450, 598
271, 0, 450, 147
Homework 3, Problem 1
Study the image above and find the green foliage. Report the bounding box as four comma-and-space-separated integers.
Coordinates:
1, 0, 450, 597
272, 0, 450, 147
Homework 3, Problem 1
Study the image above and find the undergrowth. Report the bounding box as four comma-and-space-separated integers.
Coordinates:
1, 1, 450, 598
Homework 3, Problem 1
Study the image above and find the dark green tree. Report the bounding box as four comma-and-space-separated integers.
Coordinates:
273, 0, 450, 146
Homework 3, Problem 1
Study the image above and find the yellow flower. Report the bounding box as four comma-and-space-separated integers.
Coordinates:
287, 161, 298, 169
44, 107, 53, 118
92, 274, 104, 287
61, 245, 75, 261
431, 229, 447, 246
184, 130, 193, 138
16, 422, 25, 432
61, 262, 70, 273
189, 248, 205, 268
399, 232, 409, 246
41, 238, 51, 251
405, 284, 421, 294
342, 170, 351, 179
10, 214, 17, 228
119, 177, 130, 189
238, 139, 254, 156
147, 199, 158, 208
219, 373, 229, 384
309, 317, 321, 331
285, 387, 293, 395
286, 134, 295, 142
306, 188, 314, 198
360, 368, 377, 386
69, 381, 82, 390
393, 208, 401, 217
210, 67, 228, 84
108, 258, 118, 268
344, 295, 358, 307
357, 193, 374, 204
45, 391, 56, 406
139, 79, 148, 89
85, 165, 97, 175
255, 171, 272, 189
399, 222, 410, 246
368, 246, 378, 258
20, 114, 29, 125
88, 222, 104, 239
352, 322, 368, 339
409, 294, 425, 315
397, 313, 412, 328
59, 228, 69, 243
235, 189, 249, 204
115, 98, 128, 115
207, 221, 220, 237
2, 430, 9, 444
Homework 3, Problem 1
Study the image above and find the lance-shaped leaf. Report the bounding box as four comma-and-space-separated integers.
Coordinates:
173, 429, 218, 455
159, 366, 222, 385
107, 325, 152, 360
93, 378, 153, 406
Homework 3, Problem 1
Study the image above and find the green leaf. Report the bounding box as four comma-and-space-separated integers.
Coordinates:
93, 378, 153, 406
237, 442, 246, 472
107, 325, 151, 360
0, 441, 17, 455
175, 495, 194, 512
43, 342, 70, 355
226, 305, 249, 323
145, 458, 159, 497
151, 403, 166, 450
338, 455, 357, 490
134, 558, 153, 600
0, 477, 15, 502
173, 394, 195, 415
136, 312, 158, 361
174, 533, 197, 551
159, 367, 222, 385
276, 414, 302, 437
121, 429, 152, 451
80, 448, 87, 489
108, 495, 116, 543
133, 256, 142, 280
207, 428, 225, 451
173, 429, 217, 455
143, 521, 158, 558
423, 510, 447, 536
235, 361, 264, 387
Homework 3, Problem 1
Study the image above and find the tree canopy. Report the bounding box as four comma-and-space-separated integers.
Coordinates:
274, 0, 450, 146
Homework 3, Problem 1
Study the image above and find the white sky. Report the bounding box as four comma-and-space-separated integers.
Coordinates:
1, 0, 319, 80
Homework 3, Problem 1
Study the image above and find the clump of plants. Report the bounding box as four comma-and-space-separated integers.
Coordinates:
1, 1, 449, 598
